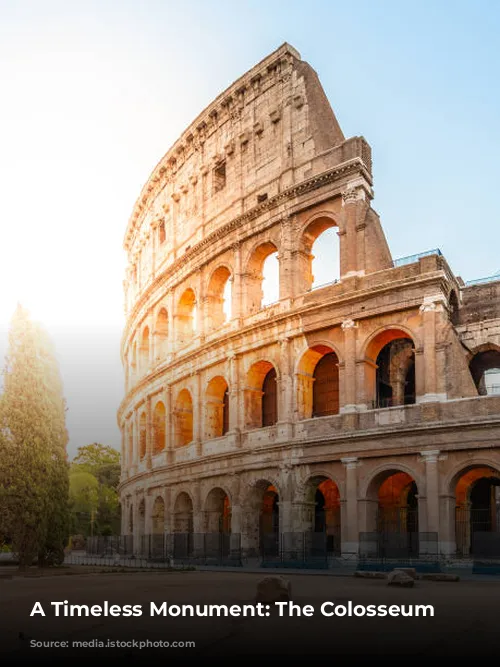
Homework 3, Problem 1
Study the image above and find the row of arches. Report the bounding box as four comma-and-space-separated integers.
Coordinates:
128, 464, 500, 557
127, 336, 500, 458
128, 222, 340, 378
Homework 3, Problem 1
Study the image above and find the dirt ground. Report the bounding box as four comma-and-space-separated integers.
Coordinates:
0, 569, 498, 660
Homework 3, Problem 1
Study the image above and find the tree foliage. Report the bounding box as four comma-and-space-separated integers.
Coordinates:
0, 305, 70, 568
70, 443, 121, 537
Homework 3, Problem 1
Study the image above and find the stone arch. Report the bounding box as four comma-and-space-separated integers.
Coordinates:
205, 375, 230, 439
174, 388, 193, 447
301, 474, 342, 555
138, 411, 147, 459
172, 492, 194, 558
363, 465, 421, 557
176, 288, 197, 345
241, 478, 281, 558
451, 463, 500, 556
153, 400, 166, 454
154, 307, 169, 361
296, 344, 340, 420
363, 327, 417, 409
139, 325, 150, 374
469, 346, 500, 396
206, 265, 232, 329
244, 360, 278, 429
244, 241, 279, 313
204, 487, 232, 534
130, 340, 137, 382
298, 213, 340, 292
151, 496, 165, 534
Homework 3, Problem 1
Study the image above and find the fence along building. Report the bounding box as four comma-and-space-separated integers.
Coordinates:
118, 43, 500, 564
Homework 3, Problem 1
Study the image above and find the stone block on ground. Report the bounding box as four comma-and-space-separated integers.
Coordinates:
354, 571, 388, 579
420, 573, 460, 582
392, 567, 417, 580
256, 575, 291, 603
387, 570, 415, 587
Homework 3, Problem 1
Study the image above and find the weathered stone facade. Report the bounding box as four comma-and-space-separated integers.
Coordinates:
118, 44, 500, 561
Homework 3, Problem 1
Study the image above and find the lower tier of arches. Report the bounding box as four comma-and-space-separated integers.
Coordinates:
119, 447, 500, 561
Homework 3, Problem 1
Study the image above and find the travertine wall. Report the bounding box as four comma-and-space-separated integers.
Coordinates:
118, 43, 500, 558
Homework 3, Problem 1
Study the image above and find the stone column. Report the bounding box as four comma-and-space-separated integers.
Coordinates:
167, 291, 175, 356
145, 396, 152, 470
193, 373, 202, 456
277, 337, 293, 438
341, 457, 360, 556
227, 353, 241, 445
421, 450, 440, 538
279, 215, 294, 300
418, 295, 447, 402
439, 493, 457, 556
231, 243, 243, 323
164, 385, 173, 464
340, 318, 358, 412
340, 179, 372, 279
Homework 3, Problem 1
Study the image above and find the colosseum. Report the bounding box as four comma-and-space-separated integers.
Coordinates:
118, 43, 500, 568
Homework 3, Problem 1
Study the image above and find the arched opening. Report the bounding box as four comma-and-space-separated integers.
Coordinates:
304, 477, 341, 556
205, 376, 230, 439
154, 308, 169, 361
455, 466, 500, 556
449, 290, 459, 326
173, 492, 194, 559
245, 361, 278, 429
177, 288, 197, 345
299, 217, 339, 293
205, 488, 231, 534
297, 345, 339, 420
139, 326, 150, 375
469, 349, 500, 396
139, 411, 146, 460
153, 401, 166, 454
370, 333, 415, 408
206, 266, 232, 329
245, 242, 279, 313
366, 470, 419, 558
174, 389, 193, 447
262, 367, 277, 426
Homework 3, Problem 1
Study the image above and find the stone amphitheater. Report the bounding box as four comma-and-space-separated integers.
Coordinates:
118, 43, 500, 564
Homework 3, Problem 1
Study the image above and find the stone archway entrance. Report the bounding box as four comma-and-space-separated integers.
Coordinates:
455, 467, 500, 557
260, 485, 280, 560
204, 488, 232, 561
365, 470, 419, 558
303, 477, 341, 558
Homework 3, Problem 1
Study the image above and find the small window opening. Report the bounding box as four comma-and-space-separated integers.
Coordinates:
213, 161, 226, 193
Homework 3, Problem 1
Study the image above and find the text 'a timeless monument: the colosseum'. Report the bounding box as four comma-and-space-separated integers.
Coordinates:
118, 43, 500, 568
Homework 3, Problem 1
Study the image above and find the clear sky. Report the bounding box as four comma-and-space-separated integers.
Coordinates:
1, 0, 499, 457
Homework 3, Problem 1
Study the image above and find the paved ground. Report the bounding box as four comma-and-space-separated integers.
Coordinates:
0, 569, 498, 660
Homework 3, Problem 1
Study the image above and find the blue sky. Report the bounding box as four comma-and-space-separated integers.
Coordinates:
0, 0, 499, 455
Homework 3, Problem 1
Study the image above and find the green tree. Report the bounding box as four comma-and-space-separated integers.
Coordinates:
0, 305, 70, 569
70, 443, 121, 537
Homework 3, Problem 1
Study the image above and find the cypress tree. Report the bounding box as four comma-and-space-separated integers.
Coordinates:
0, 305, 69, 568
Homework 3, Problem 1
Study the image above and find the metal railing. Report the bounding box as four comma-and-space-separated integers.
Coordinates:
465, 271, 500, 287
392, 248, 442, 267
370, 395, 416, 409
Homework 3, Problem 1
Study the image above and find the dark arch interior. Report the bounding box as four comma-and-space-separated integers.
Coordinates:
312, 352, 339, 417
262, 367, 277, 426
376, 338, 415, 408
469, 350, 500, 396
